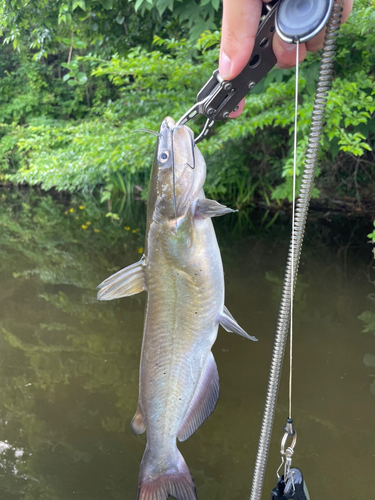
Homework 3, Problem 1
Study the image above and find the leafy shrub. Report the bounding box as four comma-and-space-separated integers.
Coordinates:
0, 0, 374, 215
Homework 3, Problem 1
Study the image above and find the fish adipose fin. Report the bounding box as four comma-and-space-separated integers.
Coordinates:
218, 306, 258, 341
195, 198, 237, 219
97, 256, 147, 301
131, 404, 146, 435
137, 446, 197, 500
178, 351, 219, 442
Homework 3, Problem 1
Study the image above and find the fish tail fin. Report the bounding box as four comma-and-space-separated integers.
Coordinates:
137, 446, 197, 500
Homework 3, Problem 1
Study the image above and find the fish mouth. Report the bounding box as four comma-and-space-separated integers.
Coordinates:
161, 116, 176, 131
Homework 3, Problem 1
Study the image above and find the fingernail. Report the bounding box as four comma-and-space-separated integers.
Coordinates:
279, 39, 296, 52
219, 50, 232, 79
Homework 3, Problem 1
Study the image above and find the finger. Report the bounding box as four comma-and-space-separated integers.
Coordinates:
306, 0, 353, 52
219, 0, 263, 80
229, 98, 246, 118
341, 0, 354, 24
273, 34, 307, 69
305, 29, 325, 52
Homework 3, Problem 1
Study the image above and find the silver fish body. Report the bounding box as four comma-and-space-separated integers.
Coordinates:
98, 117, 256, 500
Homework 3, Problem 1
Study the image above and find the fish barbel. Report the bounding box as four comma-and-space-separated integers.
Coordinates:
97, 117, 257, 500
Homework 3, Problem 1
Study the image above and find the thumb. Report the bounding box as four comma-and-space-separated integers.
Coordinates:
219, 0, 264, 80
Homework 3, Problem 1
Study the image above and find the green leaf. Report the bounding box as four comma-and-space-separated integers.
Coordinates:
105, 212, 119, 220
155, 0, 174, 15
77, 74, 88, 84
100, 191, 111, 203
116, 14, 125, 24
75, 40, 86, 49
59, 4, 70, 13
358, 311, 375, 334
101, 0, 113, 9
134, 0, 145, 11
72, 0, 86, 10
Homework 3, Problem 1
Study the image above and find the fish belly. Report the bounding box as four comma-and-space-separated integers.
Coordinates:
140, 217, 223, 460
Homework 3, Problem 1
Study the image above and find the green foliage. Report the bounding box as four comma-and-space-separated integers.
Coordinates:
367, 220, 375, 242
0, 0, 374, 215
0, 0, 220, 57
358, 310, 375, 334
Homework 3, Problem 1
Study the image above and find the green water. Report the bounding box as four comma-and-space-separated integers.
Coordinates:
0, 191, 374, 499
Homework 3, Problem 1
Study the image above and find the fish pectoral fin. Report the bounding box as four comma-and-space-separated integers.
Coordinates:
218, 306, 258, 341
195, 198, 237, 219
177, 351, 219, 442
97, 256, 147, 301
131, 405, 146, 435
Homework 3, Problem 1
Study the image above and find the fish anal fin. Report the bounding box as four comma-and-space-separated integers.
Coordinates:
195, 198, 237, 219
97, 256, 147, 301
218, 306, 258, 341
131, 404, 146, 435
177, 352, 219, 442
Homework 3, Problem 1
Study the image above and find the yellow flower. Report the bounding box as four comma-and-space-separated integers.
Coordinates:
94, 229, 100, 233
132, 228, 140, 234
137, 247, 143, 254
124, 226, 130, 231
79, 205, 84, 210
85, 221, 91, 225
69, 208, 75, 213
81, 224, 87, 230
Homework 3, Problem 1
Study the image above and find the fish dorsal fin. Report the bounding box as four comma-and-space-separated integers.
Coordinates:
177, 352, 219, 442
131, 404, 146, 435
97, 256, 147, 301
195, 198, 237, 219
218, 306, 258, 341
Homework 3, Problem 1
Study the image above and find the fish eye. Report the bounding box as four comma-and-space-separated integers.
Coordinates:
158, 150, 170, 164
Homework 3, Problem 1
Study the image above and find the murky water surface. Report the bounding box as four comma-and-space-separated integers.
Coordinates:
0, 192, 374, 499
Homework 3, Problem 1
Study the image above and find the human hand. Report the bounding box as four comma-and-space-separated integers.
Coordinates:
219, 0, 353, 117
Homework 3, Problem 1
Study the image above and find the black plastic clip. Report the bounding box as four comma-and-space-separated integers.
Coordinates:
271, 467, 311, 500
284, 417, 295, 437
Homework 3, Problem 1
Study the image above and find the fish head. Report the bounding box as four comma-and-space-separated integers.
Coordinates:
148, 117, 205, 226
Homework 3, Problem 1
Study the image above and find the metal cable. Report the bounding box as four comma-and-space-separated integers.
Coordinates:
289, 40, 299, 421
249, 2, 344, 498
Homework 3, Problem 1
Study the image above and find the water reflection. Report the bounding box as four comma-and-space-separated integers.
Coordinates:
0, 190, 374, 499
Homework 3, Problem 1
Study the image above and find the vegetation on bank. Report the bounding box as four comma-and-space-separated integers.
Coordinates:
0, 0, 374, 218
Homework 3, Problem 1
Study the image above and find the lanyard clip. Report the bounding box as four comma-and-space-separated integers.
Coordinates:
278, 418, 297, 480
